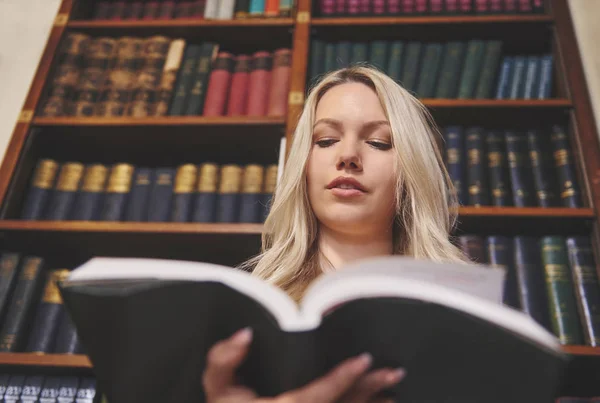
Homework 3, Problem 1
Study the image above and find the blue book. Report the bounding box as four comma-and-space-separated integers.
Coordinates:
146, 168, 176, 222
494, 56, 514, 99
537, 54, 553, 99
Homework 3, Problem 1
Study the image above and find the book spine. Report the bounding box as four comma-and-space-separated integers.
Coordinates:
474, 41, 503, 99
505, 130, 536, 207
249, 0, 265, 16
147, 168, 176, 222
309, 39, 325, 86
143, 0, 161, 19
57, 377, 80, 402
216, 165, 242, 222
191, 0, 207, 16
541, 236, 584, 345
444, 126, 466, 205
550, 125, 582, 208
203, 51, 235, 116
335, 41, 352, 69
128, 1, 145, 19
124, 167, 154, 222
279, 0, 293, 16
486, 236, 520, 309
385, 41, 404, 82
93, 1, 112, 19
158, 0, 177, 19
430, 0, 444, 13
111, 1, 127, 19
0, 253, 21, 326
239, 165, 265, 223
99, 164, 135, 221
267, 48, 292, 117
21, 159, 59, 220
457, 40, 485, 99
25, 270, 70, 353
53, 310, 82, 354
0, 257, 45, 352
246, 51, 273, 116
44, 162, 85, 220
400, 42, 422, 92
508, 56, 526, 99
514, 236, 551, 330
192, 163, 219, 222
566, 236, 600, 346
38, 376, 61, 403
154, 39, 186, 117
522, 56, 541, 99
168, 44, 202, 116
226, 55, 251, 115
235, 0, 251, 17
71, 164, 109, 221
185, 42, 218, 116
368, 41, 388, 71
486, 130, 512, 206
3, 375, 25, 402
415, 43, 443, 98
494, 56, 514, 99
75, 377, 97, 403
260, 164, 278, 221
434, 42, 466, 99
18, 375, 44, 402
171, 164, 198, 222
526, 129, 559, 207
466, 127, 489, 206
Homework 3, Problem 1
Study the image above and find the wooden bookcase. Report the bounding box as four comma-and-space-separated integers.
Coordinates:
0, 0, 599, 399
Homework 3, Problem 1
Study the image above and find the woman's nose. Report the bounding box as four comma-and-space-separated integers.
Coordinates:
336, 141, 363, 171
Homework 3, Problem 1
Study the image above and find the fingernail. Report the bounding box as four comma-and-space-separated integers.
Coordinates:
386, 368, 407, 384
353, 353, 372, 371
231, 327, 253, 345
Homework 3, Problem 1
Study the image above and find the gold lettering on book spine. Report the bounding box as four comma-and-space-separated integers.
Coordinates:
32, 160, 59, 189
56, 163, 85, 192
264, 165, 278, 193
22, 258, 42, 280
242, 165, 264, 194
197, 163, 218, 193
107, 164, 134, 193
42, 270, 70, 304
219, 165, 242, 194
174, 164, 197, 194
81, 164, 108, 192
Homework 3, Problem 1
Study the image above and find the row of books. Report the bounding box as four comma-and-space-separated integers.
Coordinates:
309, 39, 553, 99
315, 0, 545, 16
0, 374, 99, 402
20, 161, 278, 224
91, 0, 295, 20
441, 125, 583, 208
558, 399, 600, 403
456, 234, 600, 347
0, 254, 81, 354
39, 33, 291, 118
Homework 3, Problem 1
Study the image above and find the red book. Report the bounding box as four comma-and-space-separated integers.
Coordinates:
190, 0, 206, 17
204, 52, 235, 116
415, 0, 427, 13
445, 0, 459, 13
158, 0, 176, 19
459, 0, 473, 12
321, 0, 335, 15
430, 0, 444, 13
401, 0, 414, 13
142, 0, 160, 19
93, 1, 112, 19
373, 0, 385, 14
265, 0, 279, 16
474, 0, 488, 13
226, 55, 251, 116
348, 0, 360, 15
517, 0, 532, 12
359, 0, 371, 14
387, 0, 400, 14
127, 1, 145, 19
336, 0, 347, 14
489, 0, 503, 12
175, 0, 194, 17
111, 0, 127, 19
267, 49, 291, 117
503, 0, 517, 12
246, 51, 272, 116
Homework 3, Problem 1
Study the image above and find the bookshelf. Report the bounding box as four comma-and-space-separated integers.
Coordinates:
0, 0, 599, 400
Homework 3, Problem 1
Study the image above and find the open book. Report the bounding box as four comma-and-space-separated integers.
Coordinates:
58, 256, 568, 403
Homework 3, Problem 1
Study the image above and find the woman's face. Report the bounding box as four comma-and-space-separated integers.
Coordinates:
306, 82, 397, 235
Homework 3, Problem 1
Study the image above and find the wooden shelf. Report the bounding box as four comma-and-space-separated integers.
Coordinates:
68, 18, 295, 29
32, 116, 286, 127
421, 99, 572, 108
563, 346, 600, 356
312, 14, 554, 26
0, 353, 91, 369
457, 207, 595, 218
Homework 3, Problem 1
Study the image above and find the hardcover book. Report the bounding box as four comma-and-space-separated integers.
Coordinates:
58, 256, 567, 403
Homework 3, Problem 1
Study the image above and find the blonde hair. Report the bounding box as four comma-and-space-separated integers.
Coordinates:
241, 65, 468, 301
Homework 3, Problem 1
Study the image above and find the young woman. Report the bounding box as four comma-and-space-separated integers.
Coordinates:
202, 65, 469, 402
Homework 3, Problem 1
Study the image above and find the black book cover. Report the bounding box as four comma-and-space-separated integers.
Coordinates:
58, 256, 567, 403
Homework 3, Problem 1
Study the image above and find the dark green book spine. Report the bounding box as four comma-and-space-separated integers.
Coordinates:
350, 42, 368, 66
400, 42, 422, 92
505, 130, 536, 207
324, 42, 336, 73
457, 40, 485, 99
0, 257, 45, 352
566, 236, 600, 346
527, 129, 560, 207
415, 43, 443, 98
550, 125, 583, 208
168, 44, 202, 115
335, 41, 352, 69
309, 39, 325, 86
466, 127, 489, 206
474, 41, 503, 99
486, 130, 512, 206
0, 253, 21, 326
368, 41, 388, 72
435, 42, 466, 98
386, 41, 404, 82
541, 236, 584, 345
185, 42, 218, 116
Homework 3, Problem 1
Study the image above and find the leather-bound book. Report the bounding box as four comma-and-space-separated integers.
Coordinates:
0, 256, 45, 352
190, 0, 207, 16
70, 164, 109, 221
267, 48, 292, 117
279, 0, 294, 16
99, 163, 135, 221
550, 125, 583, 208
260, 164, 278, 221
146, 168, 176, 222
93, 1, 112, 19
154, 39, 186, 116
216, 165, 242, 222
171, 164, 198, 222
192, 163, 219, 222
128, 36, 171, 117
185, 42, 219, 115
486, 130, 512, 206
505, 130, 536, 207
175, 0, 194, 17
443, 126, 466, 205
265, 0, 279, 16
142, 0, 160, 19
18, 376, 44, 402
203, 51, 235, 116
226, 55, 251, 115
111, 0, 128, 19
158, 0, 177, 19
466, 127, 489, 206
75, 378, 97, 403
246, 51, 272, 116
21, 159, 59, 220
127, 0, 146, 19
38, 377, 62, 403
320, 0, 335, 15
57, 377, 80, 402
235, 0, 251, 18
53, 309, 82, 354
124, 167, 154, 221
239, 165, 264, 223
25, 269, 70, 353
0, 253, 21, 326
71, 37, 118, 117
527, 129, 560, 207
3, 375, 25, 401
44, 162, 85, 221
39, 33, 89, 117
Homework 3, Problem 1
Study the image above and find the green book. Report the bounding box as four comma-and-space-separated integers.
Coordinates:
400, 42, 423, 93
168, 44, 203, 115
324, 42, 336, 73
368, 40, 388, 72
474, 41, 503, 99
457, 40, 486, 99
386, 41, 405, 82
415, 43, 443, 98
310, 39, 325, 84
435, 42, 466, 98
350, 42, 368, 66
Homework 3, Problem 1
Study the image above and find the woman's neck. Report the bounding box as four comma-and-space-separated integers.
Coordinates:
317, 225, 394, 272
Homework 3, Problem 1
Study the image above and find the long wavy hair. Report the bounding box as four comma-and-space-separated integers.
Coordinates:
241, 65, 468, 302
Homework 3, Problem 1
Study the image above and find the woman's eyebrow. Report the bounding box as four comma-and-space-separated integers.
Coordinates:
313, 118, 343, 130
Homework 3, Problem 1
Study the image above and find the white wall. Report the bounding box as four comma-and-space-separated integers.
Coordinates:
0, 0, 62, 163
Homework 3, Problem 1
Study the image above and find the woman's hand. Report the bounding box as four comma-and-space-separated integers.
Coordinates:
202, 327, 406, 403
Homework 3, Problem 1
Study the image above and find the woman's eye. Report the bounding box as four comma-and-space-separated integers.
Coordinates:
368, 141, 392, 150
315, 139, 337, 148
